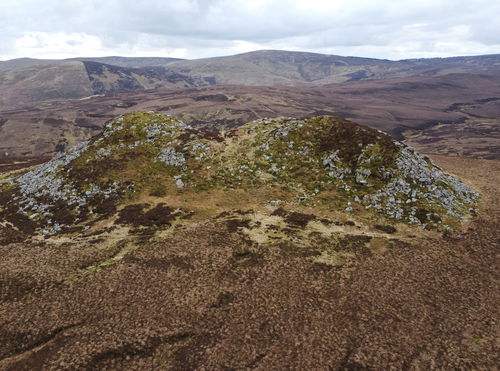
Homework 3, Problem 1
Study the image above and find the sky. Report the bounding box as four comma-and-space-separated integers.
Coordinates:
1, 0, 500, 61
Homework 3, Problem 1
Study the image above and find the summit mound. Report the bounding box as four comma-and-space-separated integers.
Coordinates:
0, 112, 478, 238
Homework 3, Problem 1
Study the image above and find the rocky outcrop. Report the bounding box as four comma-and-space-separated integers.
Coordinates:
0, 112, 478, 235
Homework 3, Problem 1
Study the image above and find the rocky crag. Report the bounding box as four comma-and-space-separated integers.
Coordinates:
0, 112, 478, 238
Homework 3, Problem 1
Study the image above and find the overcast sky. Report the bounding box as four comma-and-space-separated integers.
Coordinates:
1, 0, 499, 61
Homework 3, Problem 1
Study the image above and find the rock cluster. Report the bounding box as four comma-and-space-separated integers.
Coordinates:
158, 147, 186, 166
323, 151, 351, 180
355, 145, 479, 224
13, 139, 122, 234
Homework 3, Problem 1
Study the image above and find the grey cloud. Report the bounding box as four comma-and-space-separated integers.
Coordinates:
0, 0, 499, 60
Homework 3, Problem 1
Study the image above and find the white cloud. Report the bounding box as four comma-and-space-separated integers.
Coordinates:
6, 32, 188, 60
14, 32, 103, 58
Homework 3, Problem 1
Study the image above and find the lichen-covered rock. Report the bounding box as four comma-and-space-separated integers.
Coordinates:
158, 147, 186, 166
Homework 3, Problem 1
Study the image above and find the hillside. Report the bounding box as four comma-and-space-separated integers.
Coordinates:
0, 112, 497, 369
166, 50, 500, 86
1, 50, 500, 110
166, 50, 405, 85
0, 61, 213, 109
0, 56, 183, 73
69, 56, 183, 69
0, 61, 94, 110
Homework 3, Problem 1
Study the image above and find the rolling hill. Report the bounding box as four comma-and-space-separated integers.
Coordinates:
2, 50, 500, 109
0, 56, 183, 73
166, 50, 500, 85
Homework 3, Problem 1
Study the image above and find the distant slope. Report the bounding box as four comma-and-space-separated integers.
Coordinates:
404, 54, 500, 68
0, 56, 184, 73
81, 61, 212, 94
0, 62, 94, 108
0, 61, 213, 108
69, 56, 184, 68
167, 50, 403, 85
2, 50, 500, 82
0, 57, 59, 73
1, 50, 500, 109
167, 50, 500, 86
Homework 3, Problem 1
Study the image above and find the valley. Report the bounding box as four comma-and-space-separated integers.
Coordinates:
1, 72, 500, 159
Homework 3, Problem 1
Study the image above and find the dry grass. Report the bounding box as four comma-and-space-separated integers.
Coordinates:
0, 154, 498, 369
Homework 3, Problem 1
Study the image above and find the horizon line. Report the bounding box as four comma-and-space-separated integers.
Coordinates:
2, 49, 500, 64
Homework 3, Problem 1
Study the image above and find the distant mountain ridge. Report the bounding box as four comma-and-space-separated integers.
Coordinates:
1, 50, 500, 109
165, 50, 500, 85
0, 56, 184, 73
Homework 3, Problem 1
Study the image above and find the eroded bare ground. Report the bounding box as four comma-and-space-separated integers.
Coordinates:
0, 155, 498, 370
